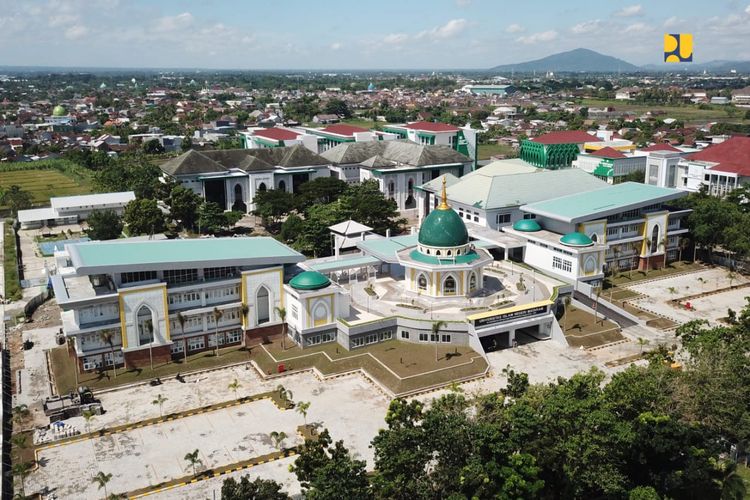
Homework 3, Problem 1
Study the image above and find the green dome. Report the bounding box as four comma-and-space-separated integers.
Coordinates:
560, 232, 594, 247
52, 105, 67, 116
289, 271, 331, 290
513, 219, 541, 232
418, 207, 469, 248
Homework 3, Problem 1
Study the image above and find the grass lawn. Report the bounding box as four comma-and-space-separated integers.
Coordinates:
561, 306, 625, 349
478, 143, 517, 160
3, 222, 22, 301
581, 99, 749, 124
49, 344, 253, 394
605, 262, 703, 288
0, 168, 93, 208
250, 338, 488, 395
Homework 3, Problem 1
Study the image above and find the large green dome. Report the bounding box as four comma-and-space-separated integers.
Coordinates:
560, 232, 594, 247
52, 105, 67, 116
418, 207, 469, 248
289, 271, 331, 290
513, 219, 541, 232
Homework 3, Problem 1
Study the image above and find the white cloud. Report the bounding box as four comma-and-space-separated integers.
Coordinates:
64, 24, 89, 40
663, 16, 683, 28
330, 42, 342, 50
571, 19, 601, 34
455, 0, 471, 6
416, 18, 468, 40
154, 12, 193, 32
616, 4, 643, 17
505, 23, 524, 34
383, 33, 409, 44
746, 4, 750, 15
48, 13, 79, 28
516, 30, 558, 44
623, 22, 650, 33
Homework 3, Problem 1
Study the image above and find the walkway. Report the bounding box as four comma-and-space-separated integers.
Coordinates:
573, 291, 636, 328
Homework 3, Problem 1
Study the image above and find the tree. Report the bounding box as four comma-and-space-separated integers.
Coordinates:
297, 177, 348, 212
142, 138, 165, 154
95, 154, 162, 199
279, 214, 305, 244
637, 337, 650, 353
86, 210, 123, 240
92, 471, 113, 500
82, 409, 96, 433
168, 185, 201, 230
12, 404, 29, 425
176, 311, 188, 365
184, 449, 202, 476
323, 98, 352, 118
270, 430, 287, 451
152, 394, 167, 417
196, 202, 241, 234
212, 307, 224, 357
12, 461, 33, 498
100, 330, 118, 378
123, 199, 165, 236
296, 401, 311, 428
432, 320, 446, 362
290, 429, 373, 500
338, 180, 405, 236
221, 476, 290, 500
1, 185, 32, 216
252, 189, 295, 230
275, 306, 287, 350
228, 378, 241, 399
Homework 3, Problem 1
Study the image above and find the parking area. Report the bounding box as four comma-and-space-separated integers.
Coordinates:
627, 267, 749, 326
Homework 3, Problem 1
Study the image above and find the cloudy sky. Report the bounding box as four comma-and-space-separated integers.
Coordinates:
1, 0, 749, 69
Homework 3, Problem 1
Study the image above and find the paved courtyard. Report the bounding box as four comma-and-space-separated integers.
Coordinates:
627, 268, 749, 326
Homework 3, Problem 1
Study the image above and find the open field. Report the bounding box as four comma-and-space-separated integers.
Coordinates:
581, 98, 750, 124
0, 166, 93, 207
478, 143, 517, 159
561, 306, 624, 349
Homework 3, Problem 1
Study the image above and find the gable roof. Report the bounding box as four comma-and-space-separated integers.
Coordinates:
404, 121, 459, 133
589, 147, 627, 159
319, 124, 370, 137
322, 140, 470, 167
530, 130, 601, 145
686, 136, 750, 176
160, 145, 330, 176
641, 143, 682, 152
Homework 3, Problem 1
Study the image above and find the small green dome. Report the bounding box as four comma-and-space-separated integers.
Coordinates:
418, 207, 469, 248
52, 105, 67, 116
513, 219, 541, 232
289, 271, 331, 290
560, 232, 594, 247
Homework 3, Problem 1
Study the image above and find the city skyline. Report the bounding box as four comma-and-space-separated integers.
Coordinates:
1, 0, 750, 70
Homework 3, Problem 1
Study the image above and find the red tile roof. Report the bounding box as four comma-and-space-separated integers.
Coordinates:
253, 128, 299, 141
641, 143, 682, 152
320, 124, 370, 137
687, 136, 750, 176
590, 147, 627, 159
530, 130, 601, 145
404, 121, 459, 132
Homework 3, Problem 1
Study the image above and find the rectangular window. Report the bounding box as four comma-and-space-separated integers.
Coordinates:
419, 333, 428, 342
441, 334, 451, 343
382, 331, 393, 340
552, 256, 573, 273
366, 333, 379, 345
351, 337, 365, 348
188, 337, 205, 351
163, 268, 198, 285
401, 330, 409, 339
204, 267, 238, 280
496, 213, 511, 225
523, 213, 537, 219
121, 270, 157, 284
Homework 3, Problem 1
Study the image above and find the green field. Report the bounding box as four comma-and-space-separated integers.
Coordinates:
0, 164, 94, 207
478, 143, 517, 160
582, 98, 749, 124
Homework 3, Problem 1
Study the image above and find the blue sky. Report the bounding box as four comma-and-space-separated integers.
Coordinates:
1, 0, 749, 69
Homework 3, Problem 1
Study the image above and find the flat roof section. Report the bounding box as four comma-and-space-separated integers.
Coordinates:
522, 182, 687, 224
50, 191, 135, 210
306, 255, 380, 273
68, 237, 305, 274
357, 234, 418, 263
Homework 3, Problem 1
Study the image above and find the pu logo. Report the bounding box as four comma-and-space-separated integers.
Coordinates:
664, 33, 693, 62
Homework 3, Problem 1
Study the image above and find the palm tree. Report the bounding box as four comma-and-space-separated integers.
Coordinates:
276, 384, 293, 406
727, 271, 736, 288
12, 461, 32, 498
562, 296, 572, 333
228, 378, 241, 399
100, 330, 117, 379
432, 320, 446, 362
274, 306, 287, 350
176, 311, 188, 365
12, 404, 29, 425
82, 409, 96, 434
678, 237, 689, 263
644, 238, 652, 273
152, 394, 167, 417
212, 307, 224, 357
184, 449, 202, 477
11, 433, 28, 452
296, 401, 311, 428
92, 471, 113, 500
593, 287, 602, 323
146, 319, 155, 372
717, 460, 747, 500
239, 303, 249, 330
637, 337, 650, 354
270, 430, 287, 451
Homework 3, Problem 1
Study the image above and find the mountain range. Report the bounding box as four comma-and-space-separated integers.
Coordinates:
489, 48, 750, 74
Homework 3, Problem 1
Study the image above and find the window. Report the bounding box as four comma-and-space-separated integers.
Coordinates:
443, 276, 456, 295
291, 305, 298, 319
351, 337, 365, 348
523, 213, 537, 220
419, 333, 429, 342
496, 213, 511, 225
121, 270, 157, 285
136, 306, 155, 346
441, 334, 451, 343
468, 273, 477, 292
257, 286, 270, 324
188, 337, 205, 351
552, 256, 573, 273
651, 225, 659, 253
204, 267, 238, 280
171, 342, 184, 354
164, 268, 198, 285
366, 333, 379, 344
383, 331, 393, 340
401, 330, 410, 339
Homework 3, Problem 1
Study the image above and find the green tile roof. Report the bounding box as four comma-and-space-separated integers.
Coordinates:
308, 255, 379, 273
408, 249, 481, 265
357, 235, 418, 263
289, 271, 331, 290
69, 237, 304, 273
522, 182, 687, 223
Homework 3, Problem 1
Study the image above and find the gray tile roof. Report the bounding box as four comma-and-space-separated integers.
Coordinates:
160, 145, 330, 176
322, 140, 470, 167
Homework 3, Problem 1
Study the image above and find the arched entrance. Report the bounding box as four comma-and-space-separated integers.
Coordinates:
256, 286, 270, 324
405, 179, 416, 209
232, 183, 247, 212
136, 305, 156, 346
278, 180, 286, 192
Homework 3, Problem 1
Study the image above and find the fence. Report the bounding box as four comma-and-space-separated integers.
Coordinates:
24, 288, 51, 319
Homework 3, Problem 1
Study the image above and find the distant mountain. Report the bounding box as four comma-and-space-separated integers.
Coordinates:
641, 59, 750, 74
490, 48, 640, 74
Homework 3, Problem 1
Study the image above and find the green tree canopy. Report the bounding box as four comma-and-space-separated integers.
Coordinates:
221, 476, 289, 500
123, 199, 165, 236
253, 189, 295, 229
86, 209, 123, 240
94, 153, 163, 199
1, 185, 32, 215
168, 185, 201, 230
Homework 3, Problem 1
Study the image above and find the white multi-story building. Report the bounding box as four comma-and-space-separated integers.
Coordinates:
17, 191, 135, 229
669, 136, 750, 196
